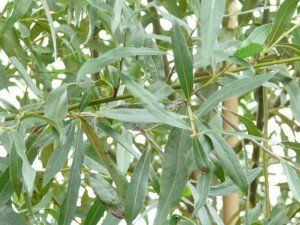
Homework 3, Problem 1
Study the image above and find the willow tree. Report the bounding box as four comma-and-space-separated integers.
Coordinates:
0, 0, 300, 224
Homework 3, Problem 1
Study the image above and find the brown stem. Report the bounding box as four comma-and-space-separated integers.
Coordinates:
249, 86, 265, 207
250, 7, 270, 209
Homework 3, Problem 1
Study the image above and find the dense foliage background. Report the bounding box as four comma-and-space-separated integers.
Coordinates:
0, 0, 300, 224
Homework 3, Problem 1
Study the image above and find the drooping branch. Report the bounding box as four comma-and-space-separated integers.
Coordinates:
3, 56, 300, 122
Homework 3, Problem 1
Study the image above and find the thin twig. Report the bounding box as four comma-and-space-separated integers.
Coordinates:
3, 56, 300, 122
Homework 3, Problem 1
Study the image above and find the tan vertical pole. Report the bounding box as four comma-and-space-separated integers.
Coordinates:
222, 1, 239, 224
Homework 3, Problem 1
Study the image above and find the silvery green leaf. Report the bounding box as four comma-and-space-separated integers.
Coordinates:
281, 78, 300, 122
200, 0, 226, 69
97, 108, 160, 124
142, 38, 165, 81
0, 0, 33, 35
10, 57, 43, 99
43, 124, 75, 186
282, 162, 300, 202
58, 127, 86, 225
267, 0, 298, 47
45, 85, 68, 122
242, 24, 273, 47
89, 173, 121, 206
84, 199, 106, 225
0, 62, 8, 90
10, 130, 35, 194
41, 0, 57, 59
172, 21, 194, 99
124, 149, 152, 223
116, 129, 132, 174
197, 74, 275, 116
209, 168, 262, 196
111, 0, 123, 34
154, 128, 192, 225
206, 202, 224, 225
198, 122, 248, 194
149, 80, 174, 101
0, 206, 27, 225
193, 137, 212, 210
77, 47, 164, 79
120, 72, 189, 129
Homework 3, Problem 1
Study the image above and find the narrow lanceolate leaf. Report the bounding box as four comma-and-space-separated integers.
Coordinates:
41, 0, 57, 59
80, 117, 128, 198
116, 130, 132, 174
102, 213, 121, 225
98, 121, 161, 194
149, 80, 174, 100
0, 128, 43, 207
236, 114, 262, 137
97, 122, 140, 158
10, 130, 36, 194
0, 0, 33, 35
0, 206, 27, 225
267, 209, 289, 225
0, 170, 14, 208
282, 162, 300, 202
111, 0, 123, 34
124, 149, 152, 223
84, 199, 106, 225
282, 141, 300, 154
0, 62, 8, 90
84, 0, 98, 44
199, 122, 248, 194
97, 108, 160, 124
77, 47, 164, 79
200, 0, 226, 68
206, 202, 224, 225
154, 128, 192, 225
43, 124, 75, 186
242, 23, 273, 47
142, 39, 165, 81
172, 21, 193, 99
235, 43, 263, 58
197, 207, 212, 225
211, 136, 248, 193
10, 57, 43, 99
266, 0, 298, 47
193, 137, 212, 210
45, 85, 68, 122
9, 144, 22, 196
119, 72, 188, 130
281, 78, 300, 122
197, 74, 275, 116
89, 173, 121, 206
58, 128, 86, 225
209, 168, 262, 196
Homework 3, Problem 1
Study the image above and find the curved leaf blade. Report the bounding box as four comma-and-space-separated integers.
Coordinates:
267, 0, 298, 47
197, 74, 275, 116
154, 128, 192, 225
172, 21, 193, 99
119, 72, 189, 130
84, 199, 106, 225
58, 128, 86, 225
43, 124, 75, 186
124, 149, 152, 223
193, 137, 212, 210
77, 47, 164, 79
